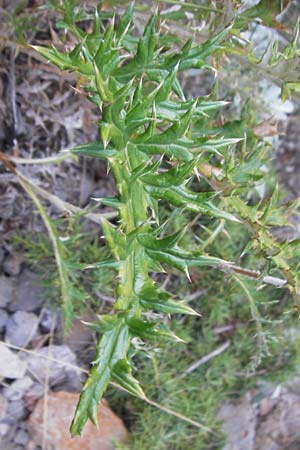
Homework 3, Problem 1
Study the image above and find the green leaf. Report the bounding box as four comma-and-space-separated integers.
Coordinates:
102, 218, 128, 260
281, 82, 300, 101
134, 139, 193, 161
137, 229, 185, 251
125, 83, 162, 134
111, 359, 146, 397
136, 15, 157, 65
138, 282, 198, 316
146, 185, 240, 222
31, 45, 76, 71
155, 62, 180, 103
93, 197, 122, 209
116, 2, 134, 41
69, 142, 116, 158
140, 161, 196, 188
70, 318, 144, 436
93, 60, 113, 102
163, 26, 231, 72
145, 247, 227, 273
140, 295, 198, 316
126, 317, 185, 342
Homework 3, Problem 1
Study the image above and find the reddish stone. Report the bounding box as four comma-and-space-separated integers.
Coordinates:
27, 391, 128, 450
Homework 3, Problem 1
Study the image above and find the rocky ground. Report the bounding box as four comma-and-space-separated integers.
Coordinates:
0, 264, 129, 449
218, 376, 300, 450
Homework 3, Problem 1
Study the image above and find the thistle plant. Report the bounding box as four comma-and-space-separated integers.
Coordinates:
31, 1, 300, 437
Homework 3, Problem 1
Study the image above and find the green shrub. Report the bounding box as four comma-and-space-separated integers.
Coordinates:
21, 0, 300, 438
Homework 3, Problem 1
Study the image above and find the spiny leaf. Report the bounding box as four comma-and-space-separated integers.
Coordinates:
126, 317, 185, 342
133, 139, 193, 161
31, 45, 77, 71
155, 62, 180, 103
70, 319, 144, 436
146, 185, 239, 222
145, 247, 228, 272
116, 2, 134, 41
137, 229, 185, 251
140, 161, 196, 188
69, 142, 116, 158
138, 282, 198, 316
102, 218, 128, 260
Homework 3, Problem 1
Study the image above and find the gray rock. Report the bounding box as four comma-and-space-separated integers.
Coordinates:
0, 343, 27, 379
27, 440, 38, 450
5, 311, 39, 347
63, 315, 94, 361
0, 418, 18, 440
255, 388, 300, 450
0, 309, 8, 333
217, 394, 257, 450
14, 428, 29, 446
3, 253, 23, 276
6, 399, 27, 421
0, 276, 13, 308
23, 383, 44, 411
0, 423, 10, 438
40, 308, 60, 333
25, 345, 82, 389
3, 377, 33, 402
8, 270, 44, 312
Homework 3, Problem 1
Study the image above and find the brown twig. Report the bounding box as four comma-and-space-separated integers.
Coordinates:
183, 341, 230, 375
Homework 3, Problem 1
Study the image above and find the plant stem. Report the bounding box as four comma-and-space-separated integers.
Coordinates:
157, 0, 223, 14
112, 153, 148, 312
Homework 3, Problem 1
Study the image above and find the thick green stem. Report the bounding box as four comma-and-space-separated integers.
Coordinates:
112, 151, 148, 312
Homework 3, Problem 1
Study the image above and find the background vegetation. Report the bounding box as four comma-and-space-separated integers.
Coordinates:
1, 0, 300, 448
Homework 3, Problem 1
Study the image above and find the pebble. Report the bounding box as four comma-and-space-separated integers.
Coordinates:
3, 253, 23, 276
27, 392, 128, 450
27, 440, 38, 450
0, 422, 10, 438
0, 308, 8, 333
40, 307, 60, 333
3, 377, 34, 402
6, 399, 27, 421
63, 315, 94, 362
0, 276, 13, 308
23, 383, 44, 411
5, 311, 39, 347
0, 342, 27, 379
14, 428, 29, 446
8, 269, 44, 312
25, 345, 82, 389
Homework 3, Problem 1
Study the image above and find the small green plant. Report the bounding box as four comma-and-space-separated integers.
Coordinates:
28, 0, 300, 438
